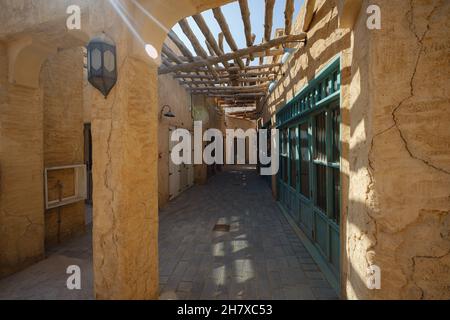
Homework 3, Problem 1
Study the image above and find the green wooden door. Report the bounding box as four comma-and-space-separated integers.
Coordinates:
298, 120, 314, 239
276, 56, 342, 289
311, 103, 341, 277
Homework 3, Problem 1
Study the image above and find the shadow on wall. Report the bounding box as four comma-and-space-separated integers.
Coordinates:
265, 0, 450, 299
265, 1, 351, 118
344, 0, 450, 300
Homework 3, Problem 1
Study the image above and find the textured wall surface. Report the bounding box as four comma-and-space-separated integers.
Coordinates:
191, 94, 227, 184
0, 0, 243, 299
0, 41, 45, 278
262, 0, 352, 296
90, 20, 160, 297
157, 73, 193, 208
41, 48, 86, 247
1, 0, 448, 300
346, 0, 450, 300
262, 0, 450, 299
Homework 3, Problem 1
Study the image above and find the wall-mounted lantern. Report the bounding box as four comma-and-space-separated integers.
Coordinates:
160, 105, 176, 119
87, 33, 117, 98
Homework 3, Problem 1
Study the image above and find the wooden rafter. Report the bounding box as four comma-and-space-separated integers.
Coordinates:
220, 100, 256, 104
239, 0, 254, 48
212, 7, 245, 69
159, 34, 306, 74
162, 43, 183, 64
235, 63, 282, 71
167, 30, 194, 61
192, 14, 230, 70
205, 41, 215, 57
206, 93, 266, 98
175, 49, 284, 63
179, 77, 272, 86
167, 30, 207, 87
178, 19, 208, 58
178, 18, 219, 79
161, 56, 172, 67
190, 83, 268, 92
285, 0, 295, 35
160, 2, 305, 120
264, 0, 276, 43
162, 44, 201, 88
192, 93, 263, 98
218, 32, 225, 53
173, 69, 279, 80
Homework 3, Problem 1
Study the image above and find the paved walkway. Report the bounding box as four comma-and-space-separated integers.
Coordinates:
0, 231, 94, 300
0, 168, 337, 300
159, 167, 337, 300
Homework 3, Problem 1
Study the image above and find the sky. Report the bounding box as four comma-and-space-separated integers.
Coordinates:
172, 0, 304, 66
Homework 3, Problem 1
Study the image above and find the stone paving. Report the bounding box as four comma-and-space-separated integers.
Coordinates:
0, 168, 337, 300
0, 231, 94, 300
159, 167, 337, 300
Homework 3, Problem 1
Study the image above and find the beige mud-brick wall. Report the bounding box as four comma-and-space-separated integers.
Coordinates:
345, 0, 450, 300
191, 94, 226, 184
0, 41, 45, 278
262, 0, 352, 122
224, 116, 256, 165
158, 73, 193, 208
261, 0, 450, 299
41, 47, 86, 246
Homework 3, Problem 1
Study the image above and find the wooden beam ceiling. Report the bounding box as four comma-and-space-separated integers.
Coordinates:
159, 1, 307, 120
239, 0, 254, 48
178, 18, 219, 80
212, 7, 245, 69
285, 0, 295, 35
158, 34, 306, 74
264, 0, 276, 43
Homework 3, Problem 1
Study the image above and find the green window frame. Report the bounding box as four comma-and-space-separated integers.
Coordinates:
276, 55, 342, 291
312, 103, 341, 225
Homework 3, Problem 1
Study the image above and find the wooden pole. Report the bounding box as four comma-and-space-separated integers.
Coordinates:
172, 69, 278, 79
189, 84, 268, 92
285, 0, 295, 35
178, 18, 219, 80
212, 7, 245, 69
264, 0, 276, 43
162, 44, 183, 64
158, 34, 306, 74
238, 0, 254, 48
207, 93, 266, 98
179, 77, 272, 85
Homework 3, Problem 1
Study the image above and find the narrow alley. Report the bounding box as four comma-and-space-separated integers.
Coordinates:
0, 168, 336, 300
159, 167, 337, 300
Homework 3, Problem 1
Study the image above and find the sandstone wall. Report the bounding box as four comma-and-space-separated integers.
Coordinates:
262, 0, 450, 299
224, 116, 257, 165
157, 73, 193, 208
0, 0, 252, 298
191, 94, 227, 184
0, 41, 45, 278
346, 0, 450, 300
41, 48, 86, 247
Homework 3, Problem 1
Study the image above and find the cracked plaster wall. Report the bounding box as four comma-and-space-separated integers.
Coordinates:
0, 41, 45, 278
263, 0, 449, 299
354, 0, 450, 299
157, 72, 193, 208
41, 47, 86, 247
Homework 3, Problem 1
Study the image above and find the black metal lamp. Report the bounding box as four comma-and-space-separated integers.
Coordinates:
87, 33, 117, 98
160, 105, 176, 118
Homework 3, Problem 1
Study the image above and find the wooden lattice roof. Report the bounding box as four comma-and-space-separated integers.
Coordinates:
158, 0, 307, 120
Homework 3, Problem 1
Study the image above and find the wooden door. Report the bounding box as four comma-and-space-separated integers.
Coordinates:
169, 127, 180, 200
